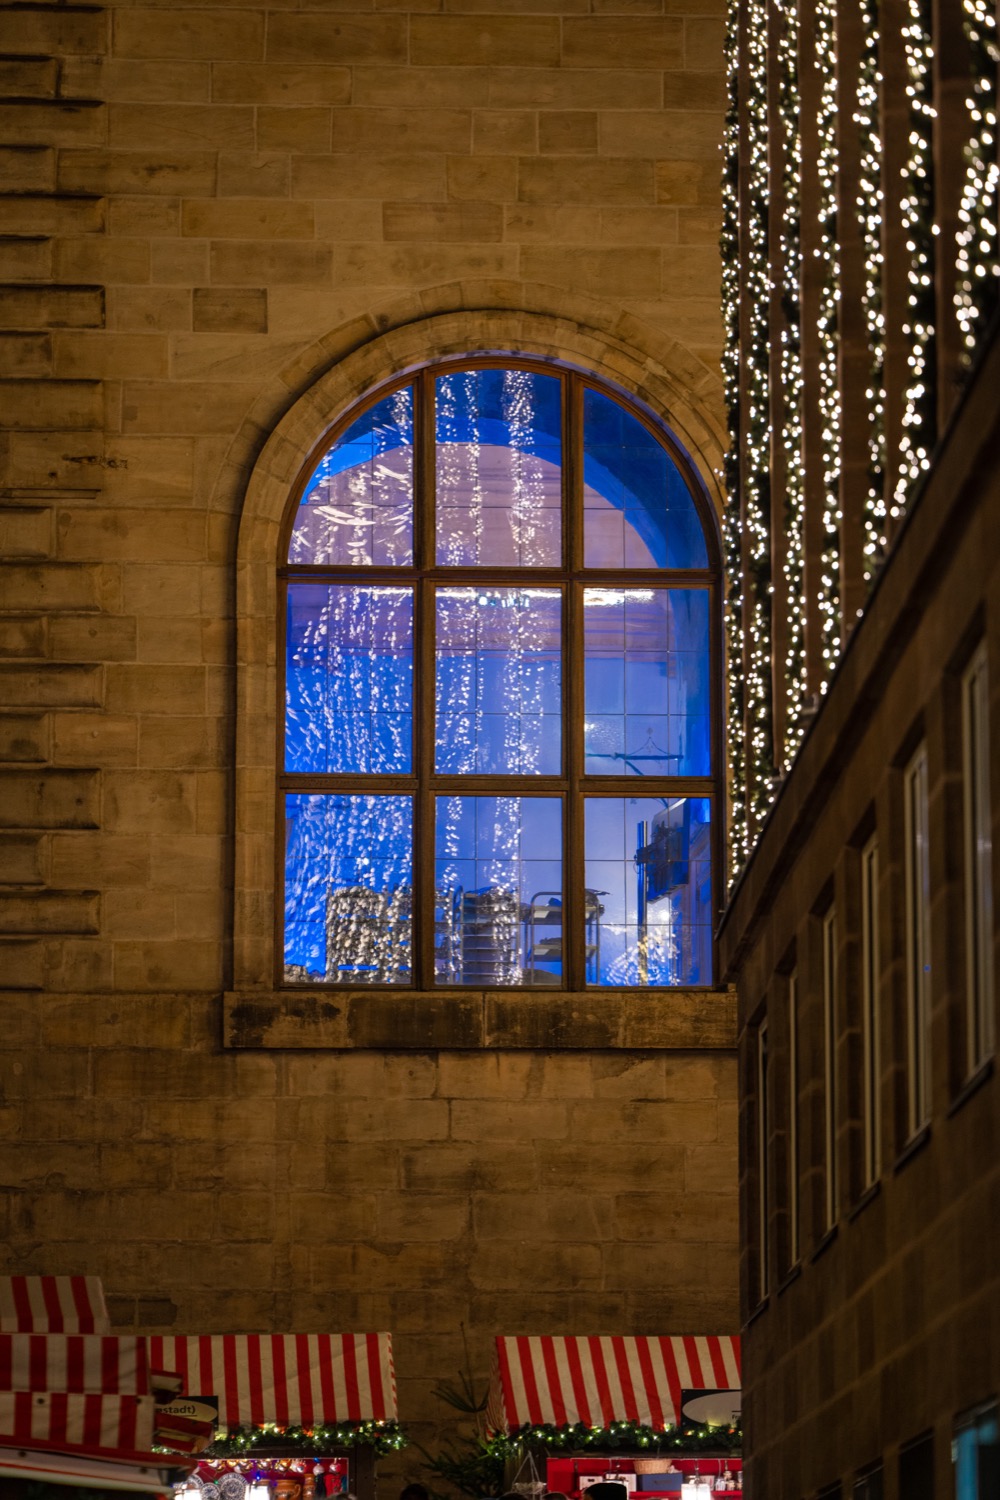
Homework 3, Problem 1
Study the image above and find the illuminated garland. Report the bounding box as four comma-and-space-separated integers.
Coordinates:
200, 1423, 408, 1457
894, 0, 936, 515
743, 0, 776, 826
956, 1, 1000, 357
506, 1420, 743, 1455
721, 0, 747, 877
815, 0, 841, 678
775, 0, 807, 765
855, 0, 888, 580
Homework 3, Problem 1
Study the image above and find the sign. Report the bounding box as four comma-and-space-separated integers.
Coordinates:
679, 1389, 741, 1427
157, 1396, 219, 1426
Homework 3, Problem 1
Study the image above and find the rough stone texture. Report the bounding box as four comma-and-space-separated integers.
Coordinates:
0, 0, 736, 1474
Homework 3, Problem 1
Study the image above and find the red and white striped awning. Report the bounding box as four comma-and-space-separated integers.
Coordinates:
0, 1278, 110, 1335
0, 1334, 150, 1395
489, 1336, 741, 1433
0, 1437, 192, 1494
145, 1335, 398, 1428
0, 1393, 156, 1452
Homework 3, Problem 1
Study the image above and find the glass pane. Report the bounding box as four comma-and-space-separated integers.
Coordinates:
284, 793, 412, 984
436, 587, 561, 774
583, 587, 710, 776
286, 584, 413, 774
436, 367, 562, 566
585, 796, 713, 986
583, 387, 708, 569
288, 385, 413, 566
434, 796, 562, 986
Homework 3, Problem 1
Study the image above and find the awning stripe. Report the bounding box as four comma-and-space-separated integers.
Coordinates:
0, 1279, 109, 1336
145, 1336, 397, 1427
0, 1336, 149, 1396
489, 1336, 741, 1432
0, 1392, 156, 1452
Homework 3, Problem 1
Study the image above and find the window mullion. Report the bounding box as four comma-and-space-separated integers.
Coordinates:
565, 374, 584, 988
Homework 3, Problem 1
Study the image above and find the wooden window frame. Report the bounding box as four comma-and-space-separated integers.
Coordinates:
861, 835, 881, 1187
962, 643, 994, 1073
756, 1016, 770, 1299
788, 969, 800, 1265
275, 355, 723, 994
904, 744, 931, 1134
822, 906, 838, 1229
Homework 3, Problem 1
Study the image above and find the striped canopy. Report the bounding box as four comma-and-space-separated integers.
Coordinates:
0, 1279, 110, 1336
488, 1335, 741, 1433
145, 1335, 398, 1428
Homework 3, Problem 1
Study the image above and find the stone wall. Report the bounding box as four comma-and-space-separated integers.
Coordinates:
0, 0, 737, 1478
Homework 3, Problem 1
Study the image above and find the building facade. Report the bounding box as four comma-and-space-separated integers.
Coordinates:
721, 0, 1000, 1496
0, 0, 740, 1474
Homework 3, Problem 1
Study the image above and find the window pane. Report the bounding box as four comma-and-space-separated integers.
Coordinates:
284, 793, 412, 984
585, 796, 713, 986
286, 584, 413, 774
436, 367, 562, 567
583, 387, 707, 569
435, 796, 562, 985
288, 386, 413, 566
583, 587, 710, 776
436, 587, 561, 774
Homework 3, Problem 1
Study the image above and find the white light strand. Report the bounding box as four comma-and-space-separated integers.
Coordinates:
854, 0, 888, 580
721, 0, 748, 878
955, 0, 1000, 356
894, 0, 937, 512
744, 0, 776, 830
815, 0, 842, 679
775, 0, 807, 765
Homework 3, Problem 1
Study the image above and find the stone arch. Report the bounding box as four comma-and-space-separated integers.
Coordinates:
231, 297, 727, 992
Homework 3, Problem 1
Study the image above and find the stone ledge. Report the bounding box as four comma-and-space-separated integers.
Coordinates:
223, 986, 737, 1050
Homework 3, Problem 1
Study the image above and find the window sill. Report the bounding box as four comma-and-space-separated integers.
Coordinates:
745, 1296, 769, 1328
947, 1056, 994, 1118
893, 1123, 931, 1174
776, 1262, 801, 1296
222, 986, 737, 1050
809, 1225, 838, 1264
847, 1180, 881, 1223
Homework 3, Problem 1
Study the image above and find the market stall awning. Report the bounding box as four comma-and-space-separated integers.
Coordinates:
0, 1278, 110, 1335
0, 1436, 192, 1494
488, 1336, 741, 1433
144, 1336, 398, 1428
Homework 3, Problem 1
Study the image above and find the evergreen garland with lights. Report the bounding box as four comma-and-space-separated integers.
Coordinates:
894, 0, 937, 514
956, 0, 1000, 357
198, 1423, 408, 1458
815, 0, 842, 678
855, 0, 888, 581
505, 1420, 743, 1456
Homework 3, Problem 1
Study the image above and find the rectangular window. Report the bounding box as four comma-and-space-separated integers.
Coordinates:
953, 1402, 999, 1500
962, 645, 994, 1071
823, 908, 838, 1229
904, 746, 931, 1133
900, 1432, 934, 1500
861, 837, 881, 1187
756, 1018, 769, 1299
854, 1466, 883, 1500
788, 970, 800, 1264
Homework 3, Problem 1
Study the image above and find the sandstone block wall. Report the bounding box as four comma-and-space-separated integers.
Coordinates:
0, 0, 736, 1474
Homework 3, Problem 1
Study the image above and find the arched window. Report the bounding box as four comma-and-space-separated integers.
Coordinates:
280, 359, 720, 991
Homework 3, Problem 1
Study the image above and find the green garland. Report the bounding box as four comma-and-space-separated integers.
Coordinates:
200, 1423, 408, 1458
506, 1421, 742, 1456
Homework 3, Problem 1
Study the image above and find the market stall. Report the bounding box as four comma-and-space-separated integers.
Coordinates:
487, 1336, 742, 1500
149, 1334, 405, 1500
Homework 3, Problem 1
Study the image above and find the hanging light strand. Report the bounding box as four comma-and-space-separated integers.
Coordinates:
955, 1, 1000, 357
815, 0, 842, 682
854, 0, 888, 580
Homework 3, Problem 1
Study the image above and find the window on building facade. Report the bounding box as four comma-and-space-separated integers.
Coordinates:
756, 1017, 769, 1300
962, 644, 994, 1072
900, 1433, 934, 1500
861, 836, 881, 1187
953, 1402, 999, 1500
904, 745, 931, 1133
854, 1465, 883, 1500
279, 359, 720, 990
822, 907, 838, 1229
787, 969, 800, 1265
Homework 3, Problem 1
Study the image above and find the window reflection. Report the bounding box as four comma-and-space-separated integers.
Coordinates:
436, 368, 562, 567
585, 796, 713, 986
286, 584, 413, 774
435, 796, 562, 985
583, 387, 707, 569
284, 794, 412, 984
436, 587, 561, 774
288, 386, 413, 567
583, 587, 710, 777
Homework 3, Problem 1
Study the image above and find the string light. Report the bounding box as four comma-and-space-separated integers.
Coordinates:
854, 0, 888, 579
815, 0, 842, 678
894, 0, 937, 512
955, 1, 1000, 355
